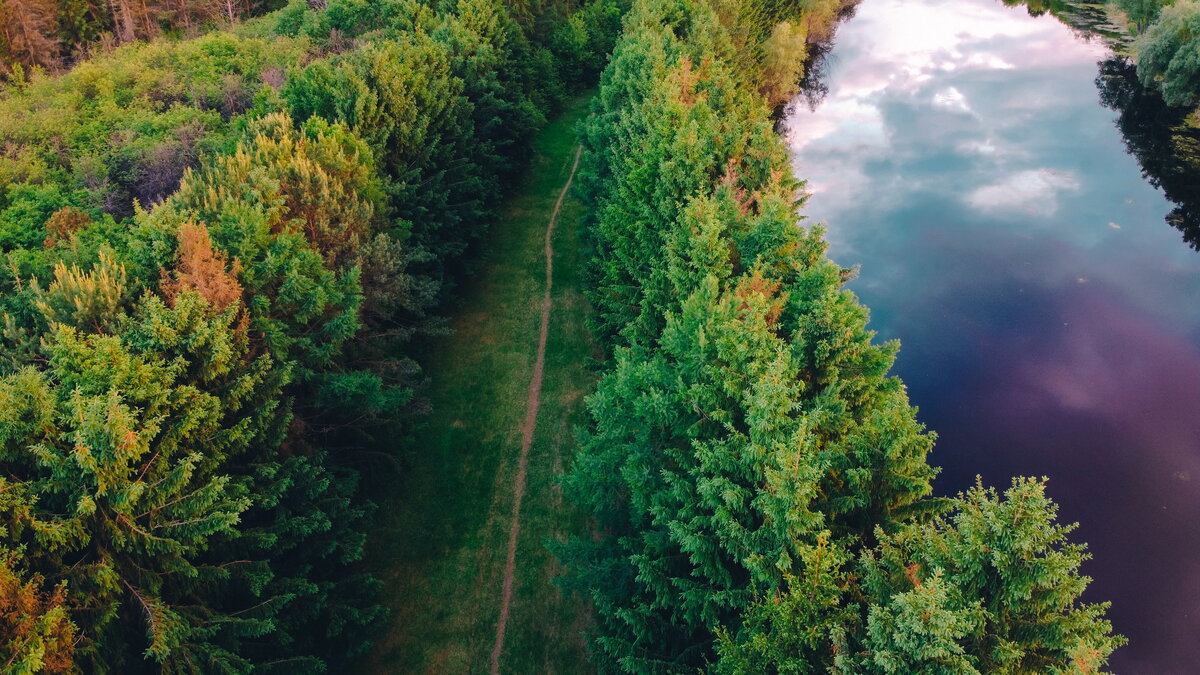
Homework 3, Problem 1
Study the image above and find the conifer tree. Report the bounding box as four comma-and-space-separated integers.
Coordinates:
713, 534, 853, 674
845, 478, 1124, 674
0, 287, 278, 670
717, 480, 1124, 674
0, 0, 624, 669
159, 113, 367, 377
557, 3, 1124, 674
0, 549, 76, 674
284, 34, 487, 289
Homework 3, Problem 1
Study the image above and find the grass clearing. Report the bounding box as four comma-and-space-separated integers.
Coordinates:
364, 95, 597, 674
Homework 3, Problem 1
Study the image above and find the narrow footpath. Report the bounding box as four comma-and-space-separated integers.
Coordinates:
490, 144, 583, 675
366, 96, 596, 674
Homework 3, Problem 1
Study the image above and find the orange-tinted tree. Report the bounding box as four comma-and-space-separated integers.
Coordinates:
0, 550, 76, 675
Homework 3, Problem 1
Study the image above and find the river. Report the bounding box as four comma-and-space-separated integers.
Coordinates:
785, 0, 1200, 671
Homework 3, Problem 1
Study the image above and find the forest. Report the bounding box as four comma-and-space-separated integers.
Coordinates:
0, 0, 1138, 672
0, 0, 621, 671
558, 1, 1123, 672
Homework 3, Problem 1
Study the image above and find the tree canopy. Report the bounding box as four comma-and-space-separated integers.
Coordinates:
0, 0, 1125, 671
1136, 0, 1200, 106
0, 0, 621, 669
557, 0, 1123, 672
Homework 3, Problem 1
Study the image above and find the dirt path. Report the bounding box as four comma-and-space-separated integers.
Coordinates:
489, 145, 584, 675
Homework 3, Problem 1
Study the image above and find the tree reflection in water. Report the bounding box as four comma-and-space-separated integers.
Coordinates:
1096, 55, 1200, 250
1004, 0, 1200, 250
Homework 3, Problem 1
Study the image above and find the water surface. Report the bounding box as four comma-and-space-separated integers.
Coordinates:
787, 0, 1200, 671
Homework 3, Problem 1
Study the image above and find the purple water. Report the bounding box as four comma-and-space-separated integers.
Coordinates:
787, 0, 1200, 671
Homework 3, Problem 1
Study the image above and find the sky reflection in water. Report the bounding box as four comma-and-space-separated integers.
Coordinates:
786, 0, 1200, 671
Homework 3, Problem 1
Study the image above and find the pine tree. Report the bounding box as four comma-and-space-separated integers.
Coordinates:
0, 0, 617, 670
722, 481, 1124, 674
560, 2, 958, 672
159, 222, 244, 313
284, 32, 488, 291
853, 569, 984, 675
215, 455, 386, 673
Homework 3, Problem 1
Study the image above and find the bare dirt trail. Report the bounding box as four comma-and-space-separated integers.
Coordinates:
489, 145, 584, 675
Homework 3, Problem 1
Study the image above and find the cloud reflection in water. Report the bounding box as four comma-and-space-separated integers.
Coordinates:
786, 0, 1200, 671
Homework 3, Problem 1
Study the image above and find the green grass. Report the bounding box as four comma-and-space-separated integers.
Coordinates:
363, 95, 597, 674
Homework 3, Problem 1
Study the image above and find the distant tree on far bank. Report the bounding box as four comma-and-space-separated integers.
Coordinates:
1137, 0, 1200, 106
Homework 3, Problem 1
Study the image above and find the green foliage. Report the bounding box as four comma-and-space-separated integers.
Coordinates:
212, 454, 386, 674
157, 113, 370, 373
0, 30, 307, 233
713, 534, 853, 674
1137, 0, 1200, 106
0, 290, 270, 670
0, 0, 294, 81
285, 34, 486, 279
0, 0, 1124, 672
560, 1, 944, 671
0, 548, 77, 674
758, 20, 809, 108
0, 0, 619, 670
855, 569, 983, 675
561, 1, 1120, 673
1009, 0, 1200, 110
1118, 0, 1163, 31
31, 250, 132, 332
0, 183, 80, 252
845, 478, 1125, 674
717, 480, 1124, 674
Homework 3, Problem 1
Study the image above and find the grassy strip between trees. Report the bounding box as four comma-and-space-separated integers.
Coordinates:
0, 1, 621, 670
364, 94, 597, 675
